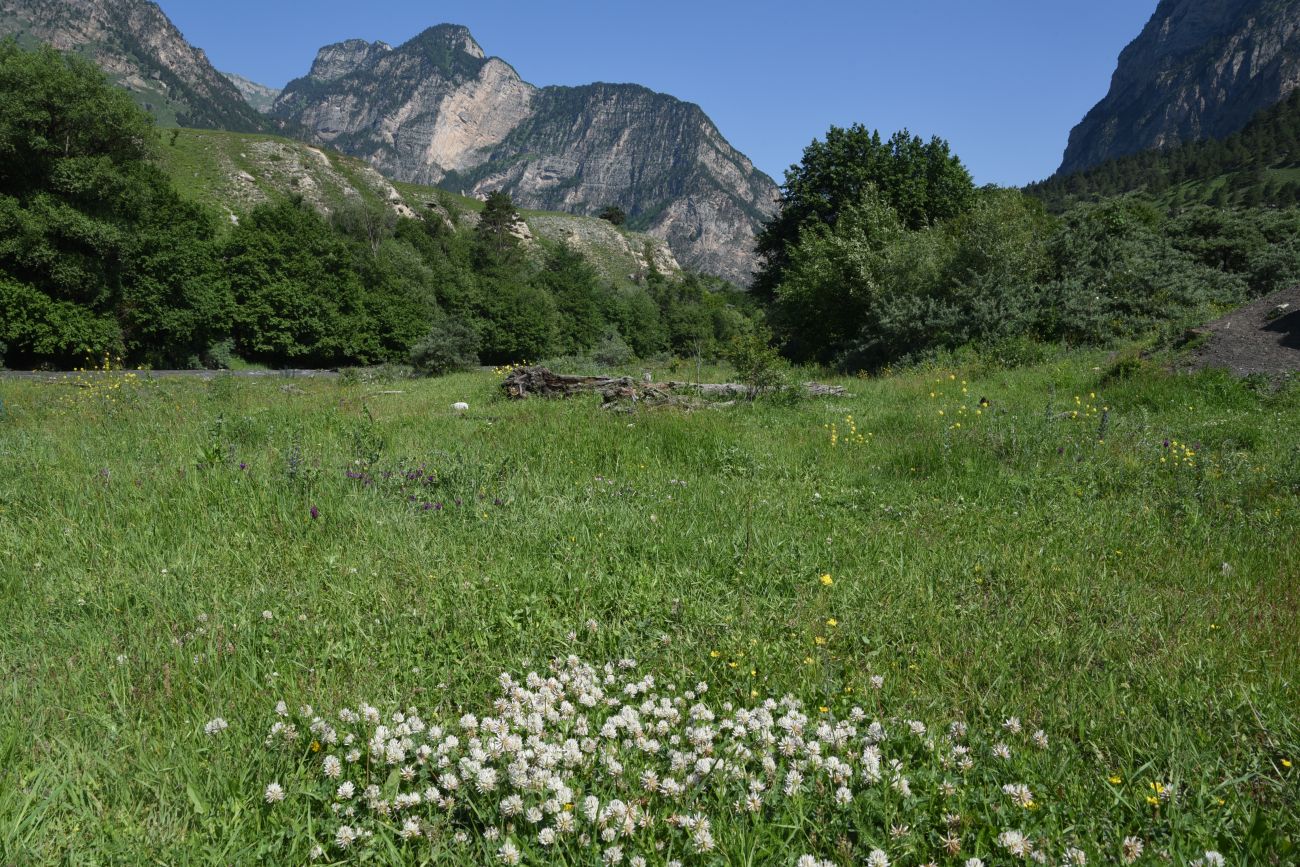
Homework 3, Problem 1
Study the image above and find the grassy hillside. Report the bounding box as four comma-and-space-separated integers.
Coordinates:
1028, 89, 1300, 212
1, 350, 1296, 862
156, 129, 680, 287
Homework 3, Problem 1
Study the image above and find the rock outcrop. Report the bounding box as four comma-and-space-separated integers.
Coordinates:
1060, 0, 1300, 175
273, 25, 777, 283
222, 71, 281, 113
0, 0, 271, 132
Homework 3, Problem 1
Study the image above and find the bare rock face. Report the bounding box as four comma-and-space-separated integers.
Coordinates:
222, 71, 280, 113
273, 25, 777, 284
0, 0, 271, 132
1060, 0, 1300, 175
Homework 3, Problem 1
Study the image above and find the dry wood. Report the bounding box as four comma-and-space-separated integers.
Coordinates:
501, 366, 847, 404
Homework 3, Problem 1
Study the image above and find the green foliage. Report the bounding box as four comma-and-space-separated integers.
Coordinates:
408, 317, 480, 376
476, 190, 523, 255
755, 124, 976, 300
1027, 88, 1300, 211
0, 42, 761, 371
762, 120, 1300, 371
597, 205, 626, 226
0, 41, 228, 368
722, 325, 789, 399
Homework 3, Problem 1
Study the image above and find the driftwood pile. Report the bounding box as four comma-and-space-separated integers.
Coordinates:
501, 366, 847, 409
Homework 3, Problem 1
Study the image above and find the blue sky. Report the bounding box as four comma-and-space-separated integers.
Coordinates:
160, 0, 1159, 187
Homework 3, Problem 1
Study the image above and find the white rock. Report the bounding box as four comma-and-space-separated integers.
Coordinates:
452, 402, 469, 412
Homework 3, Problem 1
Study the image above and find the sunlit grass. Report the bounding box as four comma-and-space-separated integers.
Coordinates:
0, 351, 1296, 863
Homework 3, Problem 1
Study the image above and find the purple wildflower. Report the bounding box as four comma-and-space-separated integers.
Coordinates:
310, 505, 319, 520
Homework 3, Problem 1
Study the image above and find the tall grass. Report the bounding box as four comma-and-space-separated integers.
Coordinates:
0, 352, 1295, 863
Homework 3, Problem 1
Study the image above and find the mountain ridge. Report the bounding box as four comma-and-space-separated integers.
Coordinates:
1060, 0, 1300, 176
271, 23, 778, 283
0, 0, 271, 132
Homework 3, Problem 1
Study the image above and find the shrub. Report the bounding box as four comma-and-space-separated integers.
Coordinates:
409, 318, 480, 376
591, 329, 634, 366
724, 326, 790, 399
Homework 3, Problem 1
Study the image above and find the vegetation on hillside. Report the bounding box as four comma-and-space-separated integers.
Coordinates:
1027, 89, 1300, 212
0, 43, 754, 371
757, 122, 1300, 370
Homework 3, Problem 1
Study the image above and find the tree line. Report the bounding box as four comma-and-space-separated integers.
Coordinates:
1026, 89, 1300, 212
0, 42, 754, 371
755, 124, 1300, 369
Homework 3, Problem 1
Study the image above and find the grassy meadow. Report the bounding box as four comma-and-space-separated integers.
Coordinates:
0, 352, 1297, 865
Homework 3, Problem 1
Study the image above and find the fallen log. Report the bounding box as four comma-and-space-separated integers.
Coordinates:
501, 366, 848, 402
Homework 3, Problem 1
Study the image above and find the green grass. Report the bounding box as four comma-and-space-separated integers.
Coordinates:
0, 351, 1296, 864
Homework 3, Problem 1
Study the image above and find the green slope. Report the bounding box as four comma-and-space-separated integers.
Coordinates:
1028, 89, 1300, 212
155, 128, 680, 287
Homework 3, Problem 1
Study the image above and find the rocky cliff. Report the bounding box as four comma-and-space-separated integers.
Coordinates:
1060, 0, 1300, 175
273, 25, 777, 283
222, 71, 281, 113
0, 0, 270, 132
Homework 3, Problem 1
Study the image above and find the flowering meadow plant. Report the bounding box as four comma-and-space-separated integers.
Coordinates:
251, 656, 1223, 865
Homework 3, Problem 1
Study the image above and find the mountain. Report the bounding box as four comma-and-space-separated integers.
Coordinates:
222, 71, 280, 113
271, 24, 778, 283
1028, 88, 1300, 212
0, 0, 269, 132
1059, 0, 1300, 176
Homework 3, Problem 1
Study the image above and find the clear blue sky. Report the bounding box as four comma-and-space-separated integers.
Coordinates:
159, 0, 1159, 186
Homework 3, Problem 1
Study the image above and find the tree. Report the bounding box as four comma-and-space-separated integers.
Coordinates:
597, 205, 627, 226
476, 190, 523, 256
754, 125, 975, 300
0, 40, 219, 367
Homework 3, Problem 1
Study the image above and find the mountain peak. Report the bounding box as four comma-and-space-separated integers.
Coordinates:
307, 39, 392, 82
403, 24, 485, 60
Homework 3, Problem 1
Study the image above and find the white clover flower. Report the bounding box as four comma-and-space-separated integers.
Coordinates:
1120, 837, 1143, 864
1203, 852, 1225, 867
538, 827, 557, 846
1032, 729, 1049, 749
263, 782, 285, 804
964, 860, 985, 867
261, 610, 273, 621
1003, 716, 1022, 734
334, 825, 357, 850
870, 674, 885, 689
602, 844, 623, 864
1063, 848, 1087, 865
834, 786, 853, 807
336, 781, 355, 800
1002, 783, 1035, 808
308, 844, 324, 860
204, 717, 228, 736
274, 700, 288, 717
322, 755, 341, 779
997, 829, 1030, 856
866, 849, 890, 867
797, 858, 820, 867
992, 742, 1012, 760
400, 817, 421, 840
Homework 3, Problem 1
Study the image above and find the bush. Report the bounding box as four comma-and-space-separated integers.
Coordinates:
592, 329, 634, 366
724, 326, 790, 399
409, 318, 480, 376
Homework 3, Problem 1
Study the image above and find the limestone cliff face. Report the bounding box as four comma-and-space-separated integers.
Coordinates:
0, 0, 270, 132
273, 25, 777, 283
222, 71, 280, 113
1060, 0, 1300, 175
